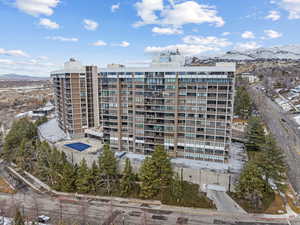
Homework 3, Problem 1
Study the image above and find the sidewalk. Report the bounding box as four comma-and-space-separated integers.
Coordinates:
207, 190, 247, 214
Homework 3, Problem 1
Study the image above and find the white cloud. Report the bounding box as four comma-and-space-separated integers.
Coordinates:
0, 58, 58, 76
241, 31, 255, 39
15, 0, 60, 16
37, 56, 49, 60
83, 19, 99, 31
39, 18, 59, 29
161, 1, 224, 27
234, 42, 261, 51
134, 0, 164, 26
265, 10, 281, 21
263, 29, 283, 39
46, 36, 79, 42
182, 35, 232, 47
119, 41, 130, 47
134, 0, 224, 28
145, 35, 231, 56
278, 0, 300, 19
0, 59, 14, 64
111, 3, 120, 12
0, 48, 29, 57
222, 32, 230, 36
92, 40, 107, 46
145, 44, 218, 55
152, 26, 182, 35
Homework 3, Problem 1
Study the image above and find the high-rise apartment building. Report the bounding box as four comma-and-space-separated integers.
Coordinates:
51, 53, 235, 163
52, 59, 99, 136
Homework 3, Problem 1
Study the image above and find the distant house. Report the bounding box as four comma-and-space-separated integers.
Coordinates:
15, 101, 55, 121
240, 72, 259, 84
32, 101, 55, 116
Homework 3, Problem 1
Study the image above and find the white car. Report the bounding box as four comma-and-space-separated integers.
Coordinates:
37, 215, 50, 223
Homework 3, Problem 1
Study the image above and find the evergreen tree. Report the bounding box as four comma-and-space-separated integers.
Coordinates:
15, 139, 35, 172
171, 171, 184, 203
245, 117, 266, 152
49, 148, 65, 190
15, 139, 26, 169
139, 157, 159, 199
60, 162, 77, 192
151, 145, 173, 189
2, 118, 36, 161
75, 159, 91, 194
256, 135, 287, 190
98, 144, 118, 195
90, 161, 100, 194
139, 145, 173, 199
234, 86, 252, 119
120, 158, 135, 197
14, 208, 25, 225
235, 162, 267, 208
35, 141, 52, 182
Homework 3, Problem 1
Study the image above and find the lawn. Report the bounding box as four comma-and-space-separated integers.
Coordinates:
0, 177, 15, 194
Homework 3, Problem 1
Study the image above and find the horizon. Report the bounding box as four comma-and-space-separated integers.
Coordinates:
0, 42, 299, 77
1, 0, 300, 76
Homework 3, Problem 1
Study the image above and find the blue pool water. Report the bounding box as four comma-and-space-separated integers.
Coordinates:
64, 142, 91, 152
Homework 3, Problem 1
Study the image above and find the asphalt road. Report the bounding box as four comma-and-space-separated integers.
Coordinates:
249, 85, 300, 194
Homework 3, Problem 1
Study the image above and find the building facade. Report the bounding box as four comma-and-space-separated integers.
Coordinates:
52, 59, 99, 136
51, 54, 235, 163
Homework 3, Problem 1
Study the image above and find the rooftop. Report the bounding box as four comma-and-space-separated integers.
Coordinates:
38, 118, 68, 143
51, 55, 236, 75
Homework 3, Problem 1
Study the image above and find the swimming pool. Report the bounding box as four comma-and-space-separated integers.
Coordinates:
64, 142, 91, 152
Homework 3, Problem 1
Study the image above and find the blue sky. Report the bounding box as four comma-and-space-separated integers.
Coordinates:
0, 0, 300, 76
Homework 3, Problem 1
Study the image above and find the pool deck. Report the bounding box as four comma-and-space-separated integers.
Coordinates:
55, 138, 102, 155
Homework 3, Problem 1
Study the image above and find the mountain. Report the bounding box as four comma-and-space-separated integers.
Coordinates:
0, 74, 49, 81
218, 45, 300, 61
187, 45, 300, 63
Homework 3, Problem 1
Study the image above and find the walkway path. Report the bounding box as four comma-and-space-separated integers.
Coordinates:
207, 190, 247, 214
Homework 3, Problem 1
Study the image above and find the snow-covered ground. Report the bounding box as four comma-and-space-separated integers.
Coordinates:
0, 217, 50, 225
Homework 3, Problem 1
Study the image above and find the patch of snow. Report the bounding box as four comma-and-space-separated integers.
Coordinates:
216, 45, 300, 60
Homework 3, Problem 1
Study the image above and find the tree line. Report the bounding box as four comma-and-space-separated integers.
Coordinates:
234, 116, 287, 211
0, 118, 214, 209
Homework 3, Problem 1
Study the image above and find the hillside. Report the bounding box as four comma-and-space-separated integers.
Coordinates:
219, 45, 300, 60
0, 73, 49, 81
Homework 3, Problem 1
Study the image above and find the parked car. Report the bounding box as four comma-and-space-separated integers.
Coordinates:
37, 215, 50, 223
